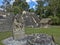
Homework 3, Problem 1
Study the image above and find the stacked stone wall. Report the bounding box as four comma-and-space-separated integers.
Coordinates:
0, 14, 14, 32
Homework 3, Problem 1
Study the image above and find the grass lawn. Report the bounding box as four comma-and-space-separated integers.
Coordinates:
25, 27, 60, 45
0, 31, 12, 45
0, 26, 60, 45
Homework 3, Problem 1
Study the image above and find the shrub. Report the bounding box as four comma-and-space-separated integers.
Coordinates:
49, 16, 60, 25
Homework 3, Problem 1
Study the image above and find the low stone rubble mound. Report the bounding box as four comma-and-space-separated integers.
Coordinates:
2, 33, 56, 45
27, 33, 56, 45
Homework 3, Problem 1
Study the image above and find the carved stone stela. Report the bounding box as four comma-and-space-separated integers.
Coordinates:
13, 15, 25, 40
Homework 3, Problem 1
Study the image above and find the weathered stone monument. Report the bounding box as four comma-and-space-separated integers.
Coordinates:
13, 14, 25, 40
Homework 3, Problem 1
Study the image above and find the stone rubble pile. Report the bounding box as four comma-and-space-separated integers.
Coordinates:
27, 33, 56, 45
2, 34, 56, 45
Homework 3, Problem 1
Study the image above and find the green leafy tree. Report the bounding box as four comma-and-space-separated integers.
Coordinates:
29, 8, 35, 12
46, 0, 60, 16
49, 16, 60, 25
1, 0, 29, 15
36, 0, 46, 18
13, 0, 29, 14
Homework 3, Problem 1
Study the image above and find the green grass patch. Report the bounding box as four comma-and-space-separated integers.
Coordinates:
0, 31, 12, 45
25, 27, 60, 45
0, 27, 60, 45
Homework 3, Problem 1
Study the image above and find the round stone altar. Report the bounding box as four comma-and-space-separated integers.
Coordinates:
2, 33, 56, 45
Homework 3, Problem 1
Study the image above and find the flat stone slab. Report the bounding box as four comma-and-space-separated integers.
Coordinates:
2, 37, 27, 45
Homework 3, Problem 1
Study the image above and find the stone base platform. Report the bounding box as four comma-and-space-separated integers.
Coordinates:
2, 34, 56, 45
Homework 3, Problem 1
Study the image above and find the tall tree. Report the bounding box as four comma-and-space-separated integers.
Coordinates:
45, 0, 60, 24
13, 0, 29, 14
2, 0, 29, 14
36, 0, 45, 18
46, 0, 60, 16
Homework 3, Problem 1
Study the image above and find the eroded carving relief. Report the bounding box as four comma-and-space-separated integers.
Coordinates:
13, 14, 25, 40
